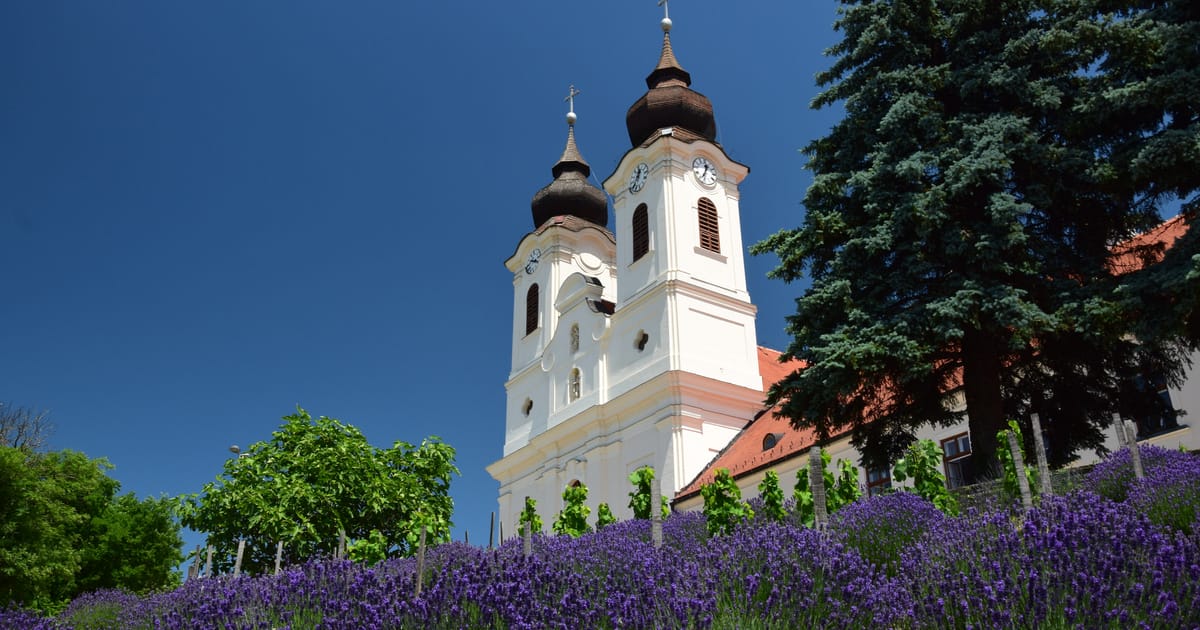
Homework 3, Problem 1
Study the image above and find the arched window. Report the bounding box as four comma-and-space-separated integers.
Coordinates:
697, 197, 720, 253
632, 203, 649, 262
570, 324, 580, 353
525, 284, 539, 335
522, 398, 533, 416
568, 368, 581, 402
636, 331, 650, 352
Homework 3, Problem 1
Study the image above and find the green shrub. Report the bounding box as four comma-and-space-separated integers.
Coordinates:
893, 439, 959, 516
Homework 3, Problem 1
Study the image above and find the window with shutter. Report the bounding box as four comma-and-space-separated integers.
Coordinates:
697, 197, 720, 253
632, 204, 649, 262
525, 284, 539, 335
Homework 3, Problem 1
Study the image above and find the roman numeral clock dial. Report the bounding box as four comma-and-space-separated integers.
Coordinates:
628, 162, 649, 194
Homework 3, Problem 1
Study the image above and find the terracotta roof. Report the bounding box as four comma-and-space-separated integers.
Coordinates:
674, 347, 811, 499
1108, 214, 1189, 274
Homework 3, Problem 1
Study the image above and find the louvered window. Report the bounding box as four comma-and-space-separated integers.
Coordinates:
697, 197, 720, 253
525, 284, 539, 335
632, 204, 649, 262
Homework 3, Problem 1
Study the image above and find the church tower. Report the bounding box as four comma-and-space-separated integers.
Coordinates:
489, 8, 764, 531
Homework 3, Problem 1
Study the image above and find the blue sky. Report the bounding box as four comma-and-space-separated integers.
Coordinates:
1, 1, 842, 550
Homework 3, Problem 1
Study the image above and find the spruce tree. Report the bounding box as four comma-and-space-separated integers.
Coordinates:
755, 0, 1196, 476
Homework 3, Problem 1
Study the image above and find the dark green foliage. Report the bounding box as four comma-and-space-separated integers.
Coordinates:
177, 407, 458, 575
552, 484, 591, 538
0, 447, 182, 613
701, 469, 753, 536
753, 0, 1198, 477
893, 439, 959, 515
757, 470, 787, 522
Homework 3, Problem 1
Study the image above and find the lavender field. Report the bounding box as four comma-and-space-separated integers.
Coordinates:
4, 446, 1199, 629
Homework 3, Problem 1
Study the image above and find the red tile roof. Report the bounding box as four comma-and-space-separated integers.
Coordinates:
674, 347, 814, 499
1108, 214, 1189, 274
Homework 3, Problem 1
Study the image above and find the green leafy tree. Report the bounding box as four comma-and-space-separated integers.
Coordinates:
753, 0, 1194, 477
552, 483, 592, 538
178, 408, 458, 575
996, 419, 1038, 502
347, 529, 389, 566
893, 439, 959, 516
757, 470, 787, 521
595, 502, 617, 530
518, 496, 542, 536
627, 466, 668, 520
0, 447, 182, 613
701, 468, 753, 536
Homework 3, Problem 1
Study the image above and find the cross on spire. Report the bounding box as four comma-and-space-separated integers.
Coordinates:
657, 0, 669, 20
564, 84, 581, 125
564, 84, 581, 115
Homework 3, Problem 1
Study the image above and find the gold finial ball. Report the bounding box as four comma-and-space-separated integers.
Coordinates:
566, 111, 578, 125
661, 17, 672, 32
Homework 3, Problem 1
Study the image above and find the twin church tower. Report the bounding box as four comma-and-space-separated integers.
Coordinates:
487, 10, 768, 527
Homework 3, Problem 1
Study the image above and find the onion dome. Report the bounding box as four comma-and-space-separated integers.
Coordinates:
625, 17, 717, 147
531, 111, 608, 229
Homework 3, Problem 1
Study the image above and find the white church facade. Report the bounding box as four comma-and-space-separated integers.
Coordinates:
487, 12, 1199, 530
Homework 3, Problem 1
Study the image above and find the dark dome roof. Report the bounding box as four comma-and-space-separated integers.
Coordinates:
530, 125, 608, 229
625, 29, 716, 147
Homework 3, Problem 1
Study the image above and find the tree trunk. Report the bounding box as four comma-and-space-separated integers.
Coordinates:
962, 329, 1006, 483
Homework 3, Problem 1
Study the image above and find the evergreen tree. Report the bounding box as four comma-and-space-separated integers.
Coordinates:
754, 0, 1197, 476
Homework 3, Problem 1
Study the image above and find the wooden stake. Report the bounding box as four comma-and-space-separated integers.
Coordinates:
1124, 420, 1145, 480
414, 526, 427, 598
204, 545, 214, 578
489, 512, 495, 549
809, 446, 828, 530
274, 541, 283, 575
651, 475, 663, 549
1006, 430, 1033, 511
1114, 412, 1130, 447
233, 538, 246, 577
189, 544, 201, 580
1030, 413, 1053, 496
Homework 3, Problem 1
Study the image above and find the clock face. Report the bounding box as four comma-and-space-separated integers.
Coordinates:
628, 162, 649, 194
692, 157, 717, 186
524, 248, 541, 274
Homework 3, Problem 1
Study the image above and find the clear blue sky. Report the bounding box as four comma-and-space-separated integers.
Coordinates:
1, 1, 842, 550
